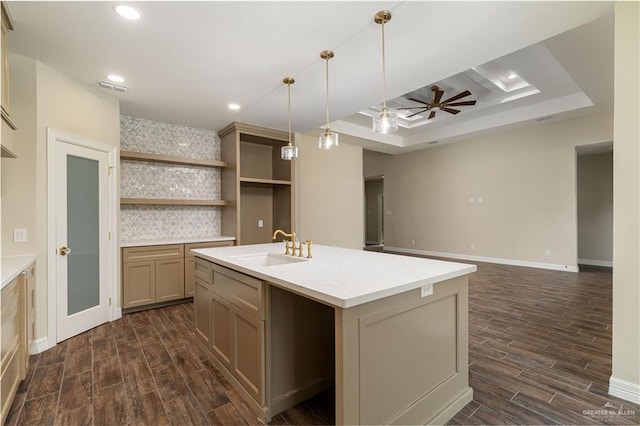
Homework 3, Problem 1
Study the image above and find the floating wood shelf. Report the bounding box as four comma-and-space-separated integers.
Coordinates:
121, 198, 228, 206
239, 177, 292, 186
120, 150, 227, 168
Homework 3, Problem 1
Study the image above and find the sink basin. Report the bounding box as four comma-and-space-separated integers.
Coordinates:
230, 252, 309, 267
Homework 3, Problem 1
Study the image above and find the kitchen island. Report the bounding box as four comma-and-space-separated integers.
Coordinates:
193, 243, 476, 425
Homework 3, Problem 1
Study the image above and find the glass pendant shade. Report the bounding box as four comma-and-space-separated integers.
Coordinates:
318, 129, 339, 149
373, 108, 398, 134
281, 144, 298, 160
373, 10, 398, 135
281, 77, 298, 160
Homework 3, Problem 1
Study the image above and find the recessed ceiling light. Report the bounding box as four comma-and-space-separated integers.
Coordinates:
507, 72, 518, 80
114, 5, 141, 21
107, 74, 125, 83
228, 103, 241, 110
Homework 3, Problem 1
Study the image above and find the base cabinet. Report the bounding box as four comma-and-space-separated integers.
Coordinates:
122, 241, 233, 310
1, 262, 33, 425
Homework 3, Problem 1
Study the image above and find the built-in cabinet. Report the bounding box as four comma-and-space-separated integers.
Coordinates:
194, 258, 267, 409
193, 255, 334, 422
219, 122, 295, 244
1, 261, 35, 425
1, 0, 17, 158
122, 241, 233, 310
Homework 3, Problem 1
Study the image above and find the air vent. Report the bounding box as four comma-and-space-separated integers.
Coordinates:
535, 115, 552, 122
98, 80, 129, 93
428, 140, 439, 145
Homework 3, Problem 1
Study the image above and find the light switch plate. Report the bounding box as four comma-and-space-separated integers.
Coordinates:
14, 228, 27, 243
258, 220, 264, 228
421, 284, 433, 297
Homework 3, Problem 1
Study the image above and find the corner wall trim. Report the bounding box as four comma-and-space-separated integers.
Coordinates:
30, 337, 51, 354
383, 247, 579, 273
609, 376, 640, 404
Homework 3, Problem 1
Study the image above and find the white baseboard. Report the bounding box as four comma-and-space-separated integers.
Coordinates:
383, 247, 579, 273
609, 376, 640, 404
30, 337, 51, 354
578, 258, 613, 267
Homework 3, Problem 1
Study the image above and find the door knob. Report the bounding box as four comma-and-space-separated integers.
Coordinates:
59, 246, 71, 256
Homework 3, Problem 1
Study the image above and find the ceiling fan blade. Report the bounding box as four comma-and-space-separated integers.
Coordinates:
406, 110, 428, 118
401, 106, 433, 110
433, 89, 444, 104
428, 110, 436, 120
445, 100, 477, 107
440, 107, 461, 115
407, 97, 430, 106
441, 90, 471, 104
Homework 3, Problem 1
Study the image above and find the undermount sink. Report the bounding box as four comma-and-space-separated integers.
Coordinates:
230, 252, 309, 267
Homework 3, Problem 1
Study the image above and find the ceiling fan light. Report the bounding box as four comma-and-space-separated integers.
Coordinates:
281, 145, 298, 160
373, 109, 398, 134
318, 129, 339, 149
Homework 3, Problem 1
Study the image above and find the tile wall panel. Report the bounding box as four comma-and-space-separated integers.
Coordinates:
120, 206, 221, 242
119, 116, 222, 242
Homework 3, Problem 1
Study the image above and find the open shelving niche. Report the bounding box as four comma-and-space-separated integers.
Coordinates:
119, 150, 229, 206
219, 122, 294, 245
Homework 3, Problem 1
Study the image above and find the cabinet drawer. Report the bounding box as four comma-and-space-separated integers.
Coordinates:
194, 258, 213, 285
186, 241, 234, 258
123, 244, 184, 263
212, 265, 264, 320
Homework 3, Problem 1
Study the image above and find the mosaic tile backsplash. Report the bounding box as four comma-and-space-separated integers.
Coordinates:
120, 160, 221, 200
120, 116, 222, 242
121, 205, 221, 242
120, 115, 220, 160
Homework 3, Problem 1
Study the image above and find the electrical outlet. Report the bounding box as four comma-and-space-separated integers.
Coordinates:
478, 197, 483, 203
470, 243, 475, 250
421, 284, 433, 297
469, 197, 475, 203
14, 228, 27, 243
258, 219, 264, 228
545, 249, 551, 256
411, 239, 415, 245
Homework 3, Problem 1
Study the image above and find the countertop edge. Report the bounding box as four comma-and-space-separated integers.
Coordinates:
121, 236, 236, 248
1, 254, 37, 290
193, 247, 476, 309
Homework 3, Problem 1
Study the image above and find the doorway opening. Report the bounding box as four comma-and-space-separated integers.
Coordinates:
576, 142, 613, 268
365, 176, 384, 250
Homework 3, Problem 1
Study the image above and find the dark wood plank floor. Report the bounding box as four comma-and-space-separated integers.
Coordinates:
6, 258, 640, 425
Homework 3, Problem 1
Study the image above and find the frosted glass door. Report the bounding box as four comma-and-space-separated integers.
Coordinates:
67, 155, 100, 315
55, 136, 111, 343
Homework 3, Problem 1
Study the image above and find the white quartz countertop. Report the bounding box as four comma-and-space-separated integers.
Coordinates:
192, 243, 476, 308
121, 236, 236, 248
1, 254, 36, 290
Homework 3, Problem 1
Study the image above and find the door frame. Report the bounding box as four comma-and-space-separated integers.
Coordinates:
47, 128, 119, 346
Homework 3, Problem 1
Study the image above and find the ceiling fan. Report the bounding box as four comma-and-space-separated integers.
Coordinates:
402, 85, 477, 119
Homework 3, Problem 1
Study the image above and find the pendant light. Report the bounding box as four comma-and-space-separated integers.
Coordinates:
281, 77, 298, 160
372, 10, 398, 134
318, 50, 339, 149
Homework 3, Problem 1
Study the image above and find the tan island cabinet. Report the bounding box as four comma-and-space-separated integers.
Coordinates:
192, 244, 475, 425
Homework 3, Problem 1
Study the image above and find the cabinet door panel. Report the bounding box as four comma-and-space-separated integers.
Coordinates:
156, 258, 185, 302
211, 293, 233, 371
233, 306, 265, 405
194, 279, 211, 346
122, 260, 155, 308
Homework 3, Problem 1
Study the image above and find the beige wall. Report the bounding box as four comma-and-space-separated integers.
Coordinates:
1, 56, 120, 341
295, 134, 363, 249
1, 55, 37, 255
611, 0, 640, 399
577, 152, 613, 264
368, 113, 612, 270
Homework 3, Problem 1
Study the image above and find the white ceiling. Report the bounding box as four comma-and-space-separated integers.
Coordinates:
7, 1, 615, 154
